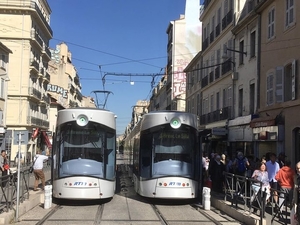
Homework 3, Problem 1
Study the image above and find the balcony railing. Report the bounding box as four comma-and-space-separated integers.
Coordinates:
215, 66, 220, 79
209, 71, 214, 83
201, 76, 209, 88
42, 43, 52, 59
222, 9, 233, 31
210, 31, 214, 43
27, 116, 49, 128
200, 106, 232, 125
222, 59, 234, 75
33, 2, 53, 36
28, 87, 42, 99
39, 67, 44, 77
43, 72, 50, 82
215, 23, 221, 38
202, 37, 209, 52
30, 60, 39, 72
41, 94, 50, 104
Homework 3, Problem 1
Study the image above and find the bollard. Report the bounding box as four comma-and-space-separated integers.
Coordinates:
202, 187, 211, 210
44, 185, 51, 209
49, 184, 52, 207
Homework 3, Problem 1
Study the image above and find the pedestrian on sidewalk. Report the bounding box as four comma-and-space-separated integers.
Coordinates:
208, 154, 225, 193
275, 159, 294, 211
266, 153, 280, 203
33, 150, 50, 191
232, 152, 249, 177
250, 162, 270, 215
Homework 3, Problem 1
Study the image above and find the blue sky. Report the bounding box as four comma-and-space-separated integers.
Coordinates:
48, 1, 197, 135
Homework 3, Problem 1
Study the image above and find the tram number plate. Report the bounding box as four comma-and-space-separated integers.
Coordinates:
73, 182, 88, 186
168, 182, 182, 186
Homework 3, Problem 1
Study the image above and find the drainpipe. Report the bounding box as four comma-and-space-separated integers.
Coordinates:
257, 15, 261, 111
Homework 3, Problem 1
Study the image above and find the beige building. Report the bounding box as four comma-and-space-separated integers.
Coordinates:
185, 0, 261, 156
47, 43, 85, 135
0, 0, 52, 162
186, 0, 237, 154
0, 42, 12, 149
253, 0, 300, 163
165, 0, 202, 111
148, 73, 168, 111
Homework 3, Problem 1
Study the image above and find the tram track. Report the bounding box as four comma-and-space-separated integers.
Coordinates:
35, 205, 61, 225
151, 204, 169, 225
93, 204, 104, 225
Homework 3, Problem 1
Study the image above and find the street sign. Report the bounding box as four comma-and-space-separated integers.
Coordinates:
13, 130, 29, 145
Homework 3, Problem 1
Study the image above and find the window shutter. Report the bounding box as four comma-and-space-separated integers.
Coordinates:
275, 67, 284, 102
292, 60, 296, 100
266, 74, 274, 105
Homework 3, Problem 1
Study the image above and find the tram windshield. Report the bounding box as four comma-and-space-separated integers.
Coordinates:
140, 125, 197, 178
53, 121, 116, 180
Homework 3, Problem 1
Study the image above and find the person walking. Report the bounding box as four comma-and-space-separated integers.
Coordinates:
33, 150, 50, 191
232, 152, 249, 177
275, 159, 294, 212
266, 153, 280, 203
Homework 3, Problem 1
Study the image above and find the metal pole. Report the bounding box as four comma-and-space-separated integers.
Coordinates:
15, 132, 21, 221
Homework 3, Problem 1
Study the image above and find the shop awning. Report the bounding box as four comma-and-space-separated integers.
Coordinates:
250, 116, 276, 128
42, 131, 52, 149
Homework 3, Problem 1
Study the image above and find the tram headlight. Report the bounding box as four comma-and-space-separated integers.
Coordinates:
77, 114, 89, 126
170, 117, 181, 129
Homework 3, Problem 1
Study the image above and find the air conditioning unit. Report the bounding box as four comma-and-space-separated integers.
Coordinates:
232, 72, 238, 80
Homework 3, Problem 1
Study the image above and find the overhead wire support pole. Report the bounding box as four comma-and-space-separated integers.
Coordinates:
102, 72, 164, 89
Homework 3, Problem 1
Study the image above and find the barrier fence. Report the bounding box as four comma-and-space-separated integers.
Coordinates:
223, 172, 291, 225
0, 163, 50, 215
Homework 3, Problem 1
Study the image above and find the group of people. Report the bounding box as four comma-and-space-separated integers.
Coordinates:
0, 149, 50, 191
203, 151, 300, 223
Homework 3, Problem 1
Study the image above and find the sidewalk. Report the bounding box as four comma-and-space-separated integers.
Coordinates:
0, 170, 51, 225
211, 192, 290, 225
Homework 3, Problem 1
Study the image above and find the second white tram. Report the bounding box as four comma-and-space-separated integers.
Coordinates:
125, 111, 200, 199
52, 108, 116, 200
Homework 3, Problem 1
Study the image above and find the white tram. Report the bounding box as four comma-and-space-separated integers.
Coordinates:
52, 108, 116, 200
125, 111, 200, 199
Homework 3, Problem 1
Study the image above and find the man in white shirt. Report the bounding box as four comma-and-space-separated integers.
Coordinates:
266, 153, 280, 203
33, 150, 50, 191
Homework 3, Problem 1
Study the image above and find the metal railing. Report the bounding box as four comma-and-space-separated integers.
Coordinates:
0, 163, 51, 215
223, 172, 290, 225
0, 168, 30, 214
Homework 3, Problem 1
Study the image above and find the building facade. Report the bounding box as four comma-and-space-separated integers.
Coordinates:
47, 43, 84, 135
0, 0, 53, 163
254, 0, 300, 163
165, 0, 202, 111
0, 42, 12, 152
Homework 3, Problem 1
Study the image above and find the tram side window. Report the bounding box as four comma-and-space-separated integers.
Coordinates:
140, 133, 152, 178
105, 132, 116, 179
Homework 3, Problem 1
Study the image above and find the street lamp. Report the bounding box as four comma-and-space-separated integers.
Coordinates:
223, 45, 247, 58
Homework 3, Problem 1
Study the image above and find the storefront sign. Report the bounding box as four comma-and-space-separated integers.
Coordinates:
250, 118, 276, 128
47, 84, 68, 98
212, 127, 227, 136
